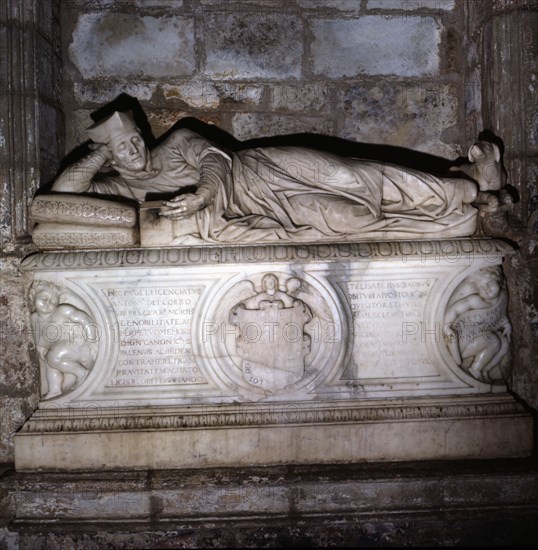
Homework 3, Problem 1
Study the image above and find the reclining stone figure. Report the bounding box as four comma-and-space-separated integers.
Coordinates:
35, 109, 507, 246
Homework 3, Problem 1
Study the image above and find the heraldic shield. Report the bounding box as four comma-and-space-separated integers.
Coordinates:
230, 274, 313, 393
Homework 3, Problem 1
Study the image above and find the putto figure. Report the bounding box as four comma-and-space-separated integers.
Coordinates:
444, 266, 511, 383
29, 281, 97, 399
45, 109, 506, 245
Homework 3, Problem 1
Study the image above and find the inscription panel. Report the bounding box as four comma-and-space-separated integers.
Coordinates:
27, 244, 511, 405
347, 278, 437, 379
104, 286, 205, 387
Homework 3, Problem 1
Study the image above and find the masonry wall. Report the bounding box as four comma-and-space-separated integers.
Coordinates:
1, 0, 537, 467
63, 0, 464, 159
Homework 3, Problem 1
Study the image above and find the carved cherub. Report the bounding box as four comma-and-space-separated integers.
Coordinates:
240, 273, 300, 310
29, 281, 97, 399
444, 266, 511, 383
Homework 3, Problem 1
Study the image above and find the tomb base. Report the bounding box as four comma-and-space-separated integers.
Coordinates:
3, 458, 538, 548
15, 238, 534, 471
14, 394, 533, 471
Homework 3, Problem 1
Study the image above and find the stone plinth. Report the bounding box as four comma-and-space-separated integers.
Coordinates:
3, 459, 538, 548
14, 239, 534, 471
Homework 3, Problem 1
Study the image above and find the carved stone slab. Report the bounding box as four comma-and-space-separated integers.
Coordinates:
31, 194, 139, 249
14, 238, 533, 470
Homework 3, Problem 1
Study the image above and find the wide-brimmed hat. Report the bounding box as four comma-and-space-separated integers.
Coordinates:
86, 111, 138, 143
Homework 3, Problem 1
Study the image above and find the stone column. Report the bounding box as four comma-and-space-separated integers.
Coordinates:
0, 0, 63, 463
0, 0, 63, 243
474, 0, 538, 407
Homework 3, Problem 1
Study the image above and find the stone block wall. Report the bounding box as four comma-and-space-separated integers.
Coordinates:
63, 0, 465, 159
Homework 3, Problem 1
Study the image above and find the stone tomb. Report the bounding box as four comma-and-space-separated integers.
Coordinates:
14, 239, 533, 471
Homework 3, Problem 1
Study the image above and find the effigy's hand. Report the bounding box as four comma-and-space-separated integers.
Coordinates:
159, 194, 205, 219
88, 142, 113, 167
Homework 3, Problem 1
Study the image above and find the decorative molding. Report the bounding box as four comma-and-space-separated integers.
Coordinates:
22, 396, 527, 433
31, 197, 137, 226
20, 238, 515, 271
31, 228, 137, 249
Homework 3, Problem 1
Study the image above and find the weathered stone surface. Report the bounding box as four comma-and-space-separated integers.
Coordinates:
216, 82, 265, 106
162, 82, 265, 109
0, 1, 64, 241
297, 0, 363, 11
340, 82, 459, 157
0, 254, 39, 464
231, 113, 334, 140
146, 109, 221, 137
0, 528, 18, 550
270, 82, 335, 112
491, 0, 538, 12
73, 81, 157, 104
3, 459, 538, 548
506, 242, 538, 412
36, 36, 55, 99
38, 102, 64, 185
65, 109, 94, 152
0, 397, 36, 463
65, 0, 122, 7
69, 13, 195, 78
162, 81, 220, 109
367, 0, 455, 9
66, 0, 184, 9
200, 0, 281, 6
203, 14, 303, 79
132, 0, 183, 7
310, 16, 441, 77
36, 0, 55, 39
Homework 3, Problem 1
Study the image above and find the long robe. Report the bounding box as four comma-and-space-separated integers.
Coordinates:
62, 128, 478, 243
196, 146, 477, 243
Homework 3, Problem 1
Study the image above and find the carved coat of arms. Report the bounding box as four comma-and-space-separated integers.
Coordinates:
229, 274, 312, 392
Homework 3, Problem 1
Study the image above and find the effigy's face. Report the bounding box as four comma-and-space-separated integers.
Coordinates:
109, 131, 148, 171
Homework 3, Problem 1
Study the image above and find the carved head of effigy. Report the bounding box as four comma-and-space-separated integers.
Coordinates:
87, 111, 148, 172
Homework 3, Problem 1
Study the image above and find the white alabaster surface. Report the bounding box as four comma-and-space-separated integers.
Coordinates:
15, 239, 533, 471
19, 239, 514, 407
35, 108, 509, 249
